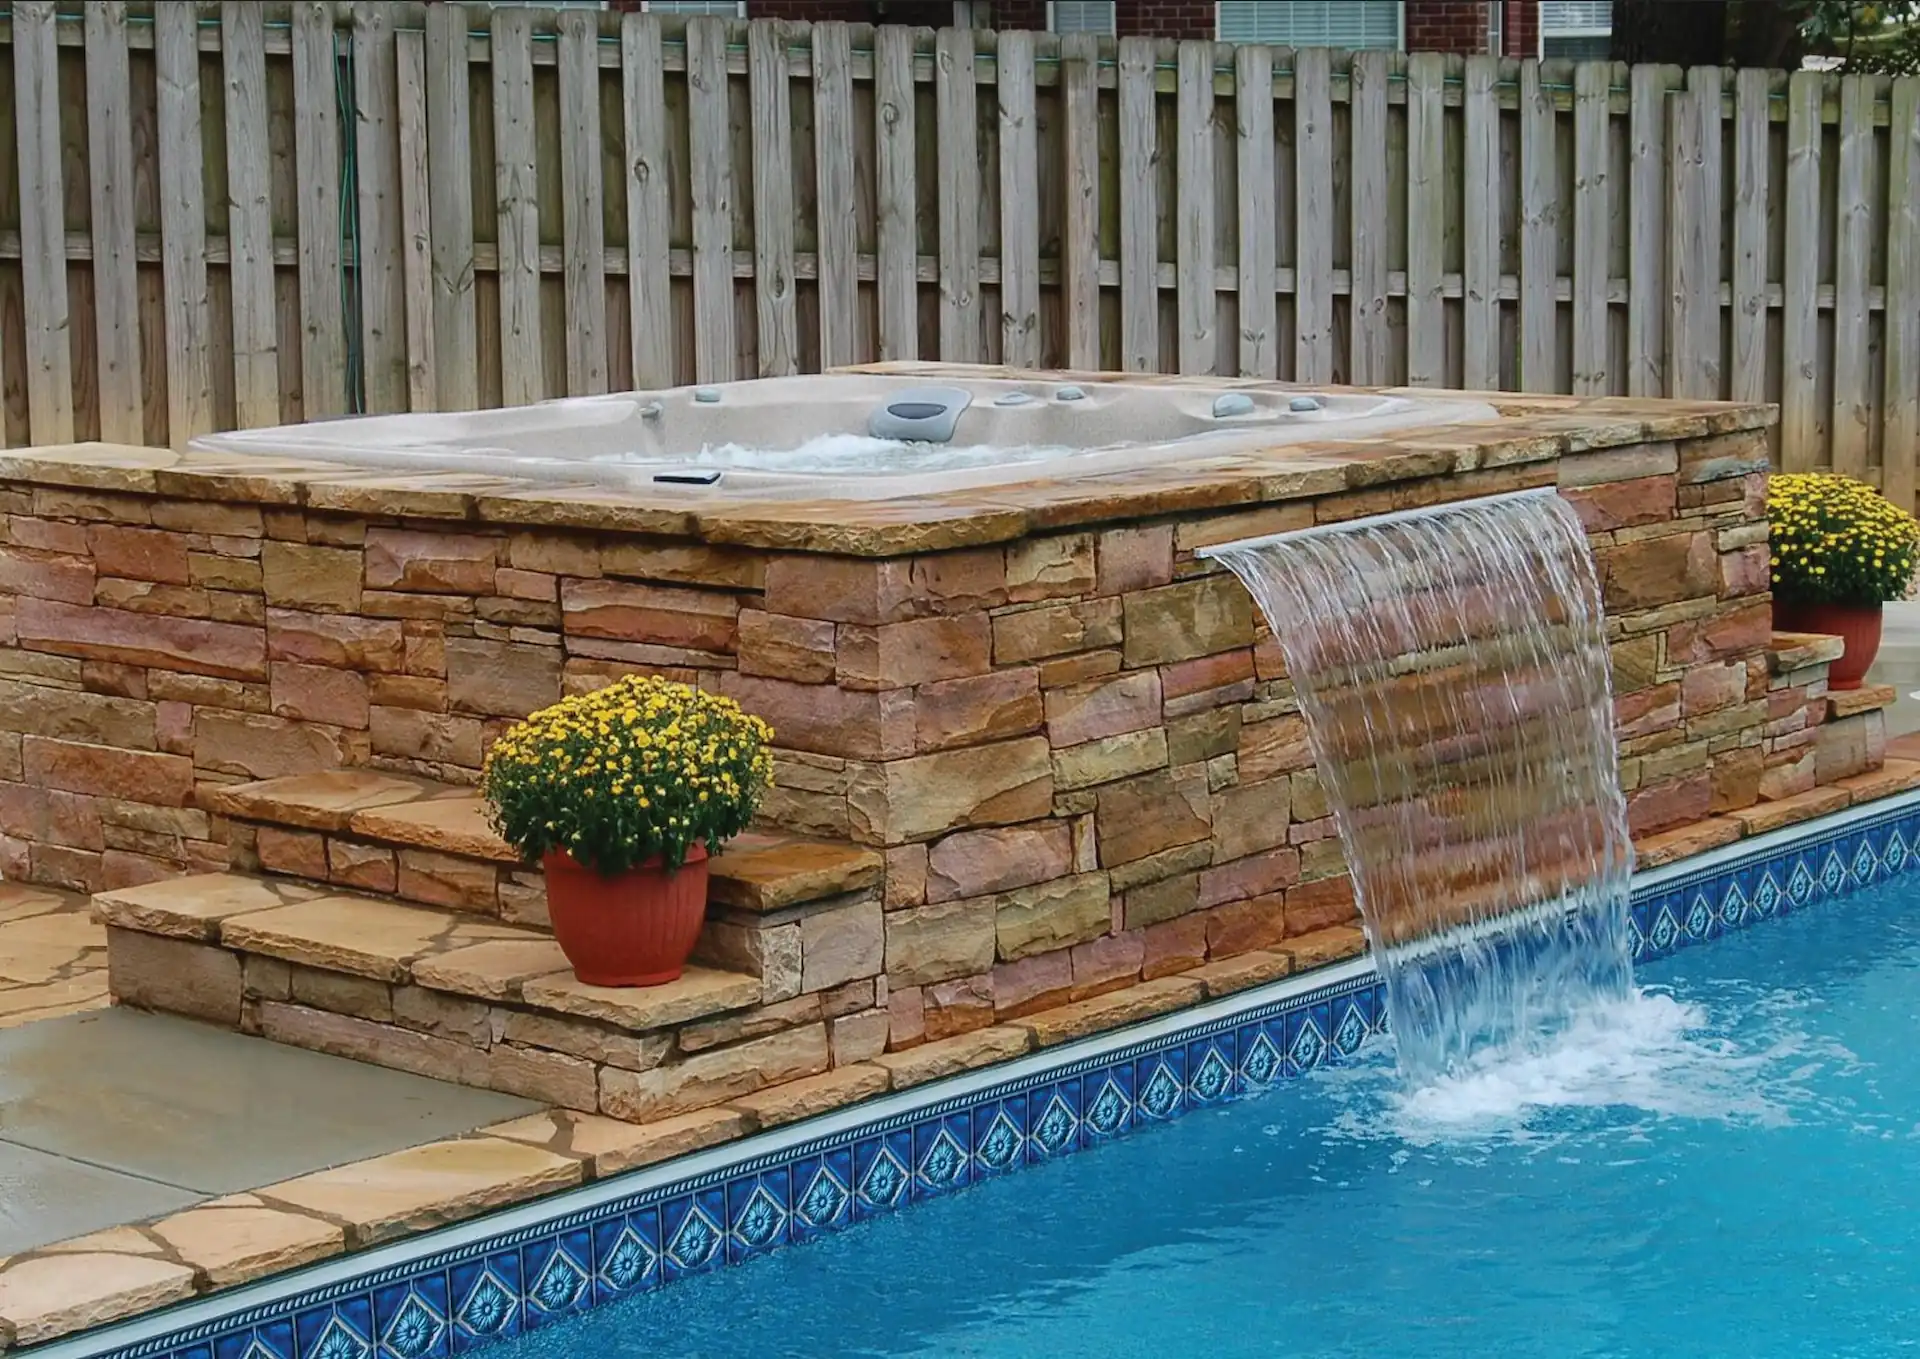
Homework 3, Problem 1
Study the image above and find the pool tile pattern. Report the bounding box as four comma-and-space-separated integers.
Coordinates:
45, 791, 1920, 1359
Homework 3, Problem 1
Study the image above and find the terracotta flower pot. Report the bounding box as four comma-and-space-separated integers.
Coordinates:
541, 844, 709, 987
1773, 599, 1883, 691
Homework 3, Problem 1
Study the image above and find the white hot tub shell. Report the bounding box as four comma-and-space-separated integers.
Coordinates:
191, 375, 1502, 502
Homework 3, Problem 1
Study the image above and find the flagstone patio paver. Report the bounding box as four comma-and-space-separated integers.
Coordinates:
0, 884, 104, 1031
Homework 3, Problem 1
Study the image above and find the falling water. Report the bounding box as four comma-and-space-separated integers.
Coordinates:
1201, 488, 1635, 1085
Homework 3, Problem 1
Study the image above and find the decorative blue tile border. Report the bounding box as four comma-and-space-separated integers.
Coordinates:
1629, 788, 1920, 966
33, 787, 1920, 1359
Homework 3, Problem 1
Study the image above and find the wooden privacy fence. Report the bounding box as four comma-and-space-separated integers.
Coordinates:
2, 4, 1919, 501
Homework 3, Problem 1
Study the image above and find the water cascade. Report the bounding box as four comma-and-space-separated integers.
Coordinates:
1200, 488, 1635, 1084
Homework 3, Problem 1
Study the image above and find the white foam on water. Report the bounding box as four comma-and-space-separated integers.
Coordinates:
671, 433, 1075, 476
1385, 989, 1788, 1139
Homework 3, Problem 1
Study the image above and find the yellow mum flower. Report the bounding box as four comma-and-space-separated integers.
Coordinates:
479, 673, 776, 877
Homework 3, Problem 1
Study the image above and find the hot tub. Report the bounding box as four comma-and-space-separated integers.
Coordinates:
190, 375, 1501, 501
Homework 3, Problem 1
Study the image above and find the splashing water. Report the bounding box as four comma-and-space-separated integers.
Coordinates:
1203, 488, 1635, 1086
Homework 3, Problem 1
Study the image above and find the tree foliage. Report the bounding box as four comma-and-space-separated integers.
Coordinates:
1610, 1, 1920, 74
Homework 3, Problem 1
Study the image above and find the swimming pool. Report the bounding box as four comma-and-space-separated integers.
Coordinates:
507, 862, 1920, 1359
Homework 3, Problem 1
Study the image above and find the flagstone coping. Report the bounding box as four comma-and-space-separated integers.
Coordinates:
2, 381, 1774, 555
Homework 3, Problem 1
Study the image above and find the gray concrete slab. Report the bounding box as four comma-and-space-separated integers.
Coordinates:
1868, 601, 1920, 738
0, 1140, 201, 1256
0, 1008, 540, 1253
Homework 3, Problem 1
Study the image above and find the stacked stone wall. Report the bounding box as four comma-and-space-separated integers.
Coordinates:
0, 423, 1774, 1052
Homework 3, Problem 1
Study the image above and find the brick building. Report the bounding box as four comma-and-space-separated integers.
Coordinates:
506, 2, 1614, 59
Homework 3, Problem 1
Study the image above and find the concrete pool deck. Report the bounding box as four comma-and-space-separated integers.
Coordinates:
0, 888, 836, 1349
1866, 600, 1920, 739
0, 1009, 543, 1257
0, 880, 575, 1345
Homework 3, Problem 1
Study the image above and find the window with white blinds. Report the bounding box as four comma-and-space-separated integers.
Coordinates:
1540, 1, 1613, 32
1540, 0, 1611, 59
643, 1, 747, 14
1050, 1, 1117, 34
1216, 2, 1402, 48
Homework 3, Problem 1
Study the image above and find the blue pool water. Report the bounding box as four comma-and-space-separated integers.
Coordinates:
512, 874, 1920, 1358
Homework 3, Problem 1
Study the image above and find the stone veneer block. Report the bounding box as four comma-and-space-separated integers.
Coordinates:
519, 966, 761, 1031
1767, 632, 1846, 674
497, 1011, 674, 1072
848, 737, 1054, 844
261, 1138, 582, 1247
221, 896, 535, 983
106, 928, 244, 1025
1284, 925, 1369, 969
1837, 759, 1920, 804
198, 771, 433, 832
1190, 950, 1294, 997
706, 834, 885, 911
674, 994, 824, 1054
597, 1023, 830, 1121
1815, 711, 1886, 784
1731, 786, 1853, 836
92, 872, 315, 941
1633, 817, 1743, 868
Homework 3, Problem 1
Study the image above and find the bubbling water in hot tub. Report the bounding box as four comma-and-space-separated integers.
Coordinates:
189, 375, 1503, 500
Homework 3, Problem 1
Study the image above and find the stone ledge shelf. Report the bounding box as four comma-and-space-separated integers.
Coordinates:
200, 771, 884, 922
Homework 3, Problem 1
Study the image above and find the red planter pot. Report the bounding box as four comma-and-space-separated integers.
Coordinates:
541, 844, 710, 987
1773, 600, 1883, 691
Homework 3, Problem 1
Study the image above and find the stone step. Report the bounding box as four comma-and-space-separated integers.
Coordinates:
92, 871, 789, 1116
1828, 682, 1897, 720
199, 771, 884, 923
1768, 631, 1846, 676
94, 864, 1369, 1132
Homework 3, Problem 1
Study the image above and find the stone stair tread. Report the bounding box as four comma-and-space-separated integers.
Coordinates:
98, 869, 766, 1034
411, 938, 573, 1002
221, 894, 538, 984
520, 968, 762, 1033
706, 833, 883, 912
199, 770, 439, 832
93, 873, 326, 943
347, 797, 520, 864
211, 774, 884, 911
1768, 631, 1846, 674
1827, 683, 1897, 720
